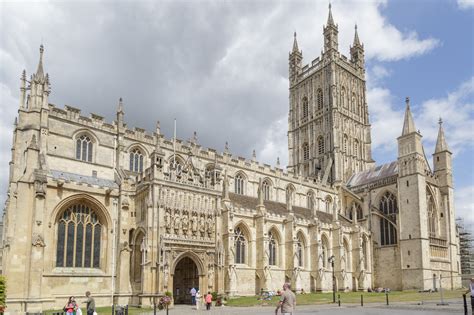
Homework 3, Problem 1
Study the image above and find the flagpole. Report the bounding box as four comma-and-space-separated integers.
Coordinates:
173, 119, 176, 167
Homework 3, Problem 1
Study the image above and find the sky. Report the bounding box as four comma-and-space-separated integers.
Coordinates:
0, 0, 473, 230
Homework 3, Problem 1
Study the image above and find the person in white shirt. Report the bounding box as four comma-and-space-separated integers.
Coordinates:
195, 290, 201, 310
190, 287, 197, 306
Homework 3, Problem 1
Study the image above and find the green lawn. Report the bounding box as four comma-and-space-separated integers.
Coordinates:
225, 289, 466, 307
44, 306, 153, 315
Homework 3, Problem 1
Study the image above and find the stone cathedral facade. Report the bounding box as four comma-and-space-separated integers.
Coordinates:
2, 7, 461, 313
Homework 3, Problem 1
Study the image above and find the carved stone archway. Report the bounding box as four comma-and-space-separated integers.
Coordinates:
170, 252, 205, 304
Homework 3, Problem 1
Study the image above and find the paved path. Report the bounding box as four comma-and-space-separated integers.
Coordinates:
144, 301, 465, 315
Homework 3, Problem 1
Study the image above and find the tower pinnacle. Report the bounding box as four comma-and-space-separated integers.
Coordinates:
435, 118, 450, 153
353, 24, 361, 46
36, 44, 45, 79
401, 97, 417, 136
327, 3, 335, 26
292, 31, 299, 53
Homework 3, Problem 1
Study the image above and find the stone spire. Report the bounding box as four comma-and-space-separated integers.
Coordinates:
401, 97, 416, 136
327, 3, 335, 27
117, 97, 124, 113
353, 24, 361, 46
435, 118, 450, 153
292, 31, 299, 53
35, 44, 45, 79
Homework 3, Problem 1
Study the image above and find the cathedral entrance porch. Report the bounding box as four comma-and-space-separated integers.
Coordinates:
172, 256, 200, 304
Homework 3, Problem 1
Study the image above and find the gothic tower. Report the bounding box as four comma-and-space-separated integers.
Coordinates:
396, 98, 432, 289
287, 5, 374, 185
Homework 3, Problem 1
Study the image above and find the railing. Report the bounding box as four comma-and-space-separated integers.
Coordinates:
429, 237, 447, 247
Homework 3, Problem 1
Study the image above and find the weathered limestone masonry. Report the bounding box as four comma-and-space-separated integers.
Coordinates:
1, 6, 461, 313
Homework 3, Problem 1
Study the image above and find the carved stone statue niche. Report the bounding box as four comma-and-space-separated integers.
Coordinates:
165, 208, 171, 233
191, 211, 198, 236
199, 214, 206, 237
182, 210, 189, 236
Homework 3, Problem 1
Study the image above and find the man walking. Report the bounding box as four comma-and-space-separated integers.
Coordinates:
190, 287, 197, 306
85, 291, 95, 315
275, 283, 296, 315
465, 277, 474, 314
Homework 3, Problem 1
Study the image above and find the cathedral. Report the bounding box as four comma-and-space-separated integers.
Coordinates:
1, 7, 461, 313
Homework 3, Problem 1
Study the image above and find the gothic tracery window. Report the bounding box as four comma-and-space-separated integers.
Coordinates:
379, 192, 398, 246
129, 148, 144, 172
268, 231, 277, 266
325, 196, 332, 213
297, 234, 304, 267
302, 97, 309, 119
234, 227, 247, 264
76, 134, 93, 162
427, 191, 437, 238
303, 143, 309, 161
321, 236, 329, 268
343, 135, 348, 153
56, 203, 103, 268
262, 180, 271, 201
317, 89, 323, 110
235, 173, 245, 195
318, 136, 325, 155
354, 140, 359, 158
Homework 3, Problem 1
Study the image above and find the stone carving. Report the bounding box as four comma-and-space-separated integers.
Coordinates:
199, 214, 206, 237
165, 208, 171, 232
191, 211, 198, 236
32, 233, 45, 247
182, 210, 189, 235
208, 264, 214, 287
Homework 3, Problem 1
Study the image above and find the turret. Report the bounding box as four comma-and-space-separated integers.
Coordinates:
289, 32, 302, 85
323, 3, 338, 54
433, 118, 453, 187
28, 45, 50, 110
350, 24, 365, 69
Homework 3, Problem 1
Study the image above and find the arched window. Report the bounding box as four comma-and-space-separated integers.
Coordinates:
306, 191, 314, 209
56, 203, 103, 268
325, 196, 332, 213
262, 180, 271, 201
427, 191, 437, 238
343, 135, 348, 153
297, 233, 305, 267
235, 173, 245, 195
303, 143, 309, 161
76, 134, 93, 162
234, 227, 247, 264
351, 92, 356, 112
302, 97, 309, 119
318, 136, 325, 155
317, 89, 323, 110
349, 202, 363, 220
129, 148, 144, 172
354, 140, 359, 158
268, 231, 277, 266
321, 236, 329, 268
380, 192, 398, 245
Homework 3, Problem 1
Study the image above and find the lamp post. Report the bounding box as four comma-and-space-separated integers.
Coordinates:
328, 255, 336, 303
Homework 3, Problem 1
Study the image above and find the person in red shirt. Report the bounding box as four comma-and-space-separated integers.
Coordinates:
205, 291, 212, 311
64, 296, 77, 315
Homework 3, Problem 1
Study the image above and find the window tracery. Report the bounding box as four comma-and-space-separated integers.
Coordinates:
76, 134, 93, 162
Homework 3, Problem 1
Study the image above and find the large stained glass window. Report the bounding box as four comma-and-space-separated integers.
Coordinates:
56, 203, 103, 268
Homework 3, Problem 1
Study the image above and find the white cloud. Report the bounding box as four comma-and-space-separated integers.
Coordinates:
458, 0, 474, 9
415, 77, 474, 156
455, 185, 474, 231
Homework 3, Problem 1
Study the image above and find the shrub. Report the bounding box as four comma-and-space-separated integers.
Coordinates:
0, 276, 6, 312
211, 291, 218, 300
164, 291, 172, 297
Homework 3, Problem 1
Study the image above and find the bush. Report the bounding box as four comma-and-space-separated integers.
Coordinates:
0, 276, 6, 312
211, 292, 218, 300
164, 291, 172, 297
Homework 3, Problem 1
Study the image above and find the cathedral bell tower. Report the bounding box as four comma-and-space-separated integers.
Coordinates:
287, 6, 373, 185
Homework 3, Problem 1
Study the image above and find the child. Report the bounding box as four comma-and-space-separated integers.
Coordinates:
64, 296, 77, 315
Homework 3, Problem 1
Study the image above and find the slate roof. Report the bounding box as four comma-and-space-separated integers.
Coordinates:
50, 170, 119, 189
229, 193, 333, 223
346, 161, 398, 188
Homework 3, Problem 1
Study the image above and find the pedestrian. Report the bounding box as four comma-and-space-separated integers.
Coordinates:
64, 296, 77, 315
465, 277, 474, 314
195, 290, 201, 310
205, 291, 212, 311
275, 282, 296, 315
85, 291, 96, 315
190, 287, 197, 305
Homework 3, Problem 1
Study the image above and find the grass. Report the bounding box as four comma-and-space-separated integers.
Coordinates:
225, 289, 466, 307
44, 306, 153, 315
